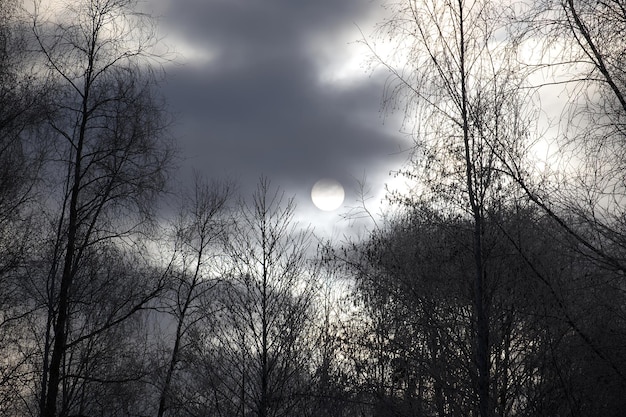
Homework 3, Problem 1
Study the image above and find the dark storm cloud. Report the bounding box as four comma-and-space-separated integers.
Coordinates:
161, 0, 365, 44
158, 0, 406, 204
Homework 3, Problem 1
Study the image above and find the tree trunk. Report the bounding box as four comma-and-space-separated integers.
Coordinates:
458, 1, 490, 415
42, 98, 87, 417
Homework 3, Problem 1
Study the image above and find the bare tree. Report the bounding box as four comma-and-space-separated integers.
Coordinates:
190, 178, 318, 417
0, 3, 49, 414
27, 1, 175, 415
155, 176, 233, 417
0, 0, 45, 285
504, 0, 626, 273
497, 0, 620, 257
368, 1, 530, 415
487, 1, 626, 393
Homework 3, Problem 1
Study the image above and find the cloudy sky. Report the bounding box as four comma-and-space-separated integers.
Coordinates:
151, 0, 410, 235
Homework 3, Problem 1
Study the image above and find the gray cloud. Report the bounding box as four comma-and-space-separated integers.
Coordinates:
158, 0, 408, 216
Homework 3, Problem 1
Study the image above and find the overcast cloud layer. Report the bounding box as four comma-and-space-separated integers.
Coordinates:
155, 0, 409, 231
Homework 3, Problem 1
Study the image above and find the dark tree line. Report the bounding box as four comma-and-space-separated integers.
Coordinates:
338, 203, 626, 417
349, 0, 626, 416
1, 0, 626, 417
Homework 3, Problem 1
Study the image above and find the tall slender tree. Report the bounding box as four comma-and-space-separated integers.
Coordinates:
29, 1, 175, 415
193, 178, 318, 417
156, 177, 232, 417
369, 1, 530, 415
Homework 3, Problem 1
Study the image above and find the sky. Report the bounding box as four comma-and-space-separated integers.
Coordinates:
150, 0, 410, 236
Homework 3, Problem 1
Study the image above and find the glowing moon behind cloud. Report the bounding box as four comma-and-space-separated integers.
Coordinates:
311, 178, 345, 211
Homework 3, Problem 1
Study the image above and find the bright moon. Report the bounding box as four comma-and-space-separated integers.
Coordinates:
311, 178, 345, 211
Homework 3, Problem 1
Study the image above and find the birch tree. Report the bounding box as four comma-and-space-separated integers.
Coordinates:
369, 1, 530, 415
156, 177, 232, 417
29, 1, 175, 415
188, 178, 318, 417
